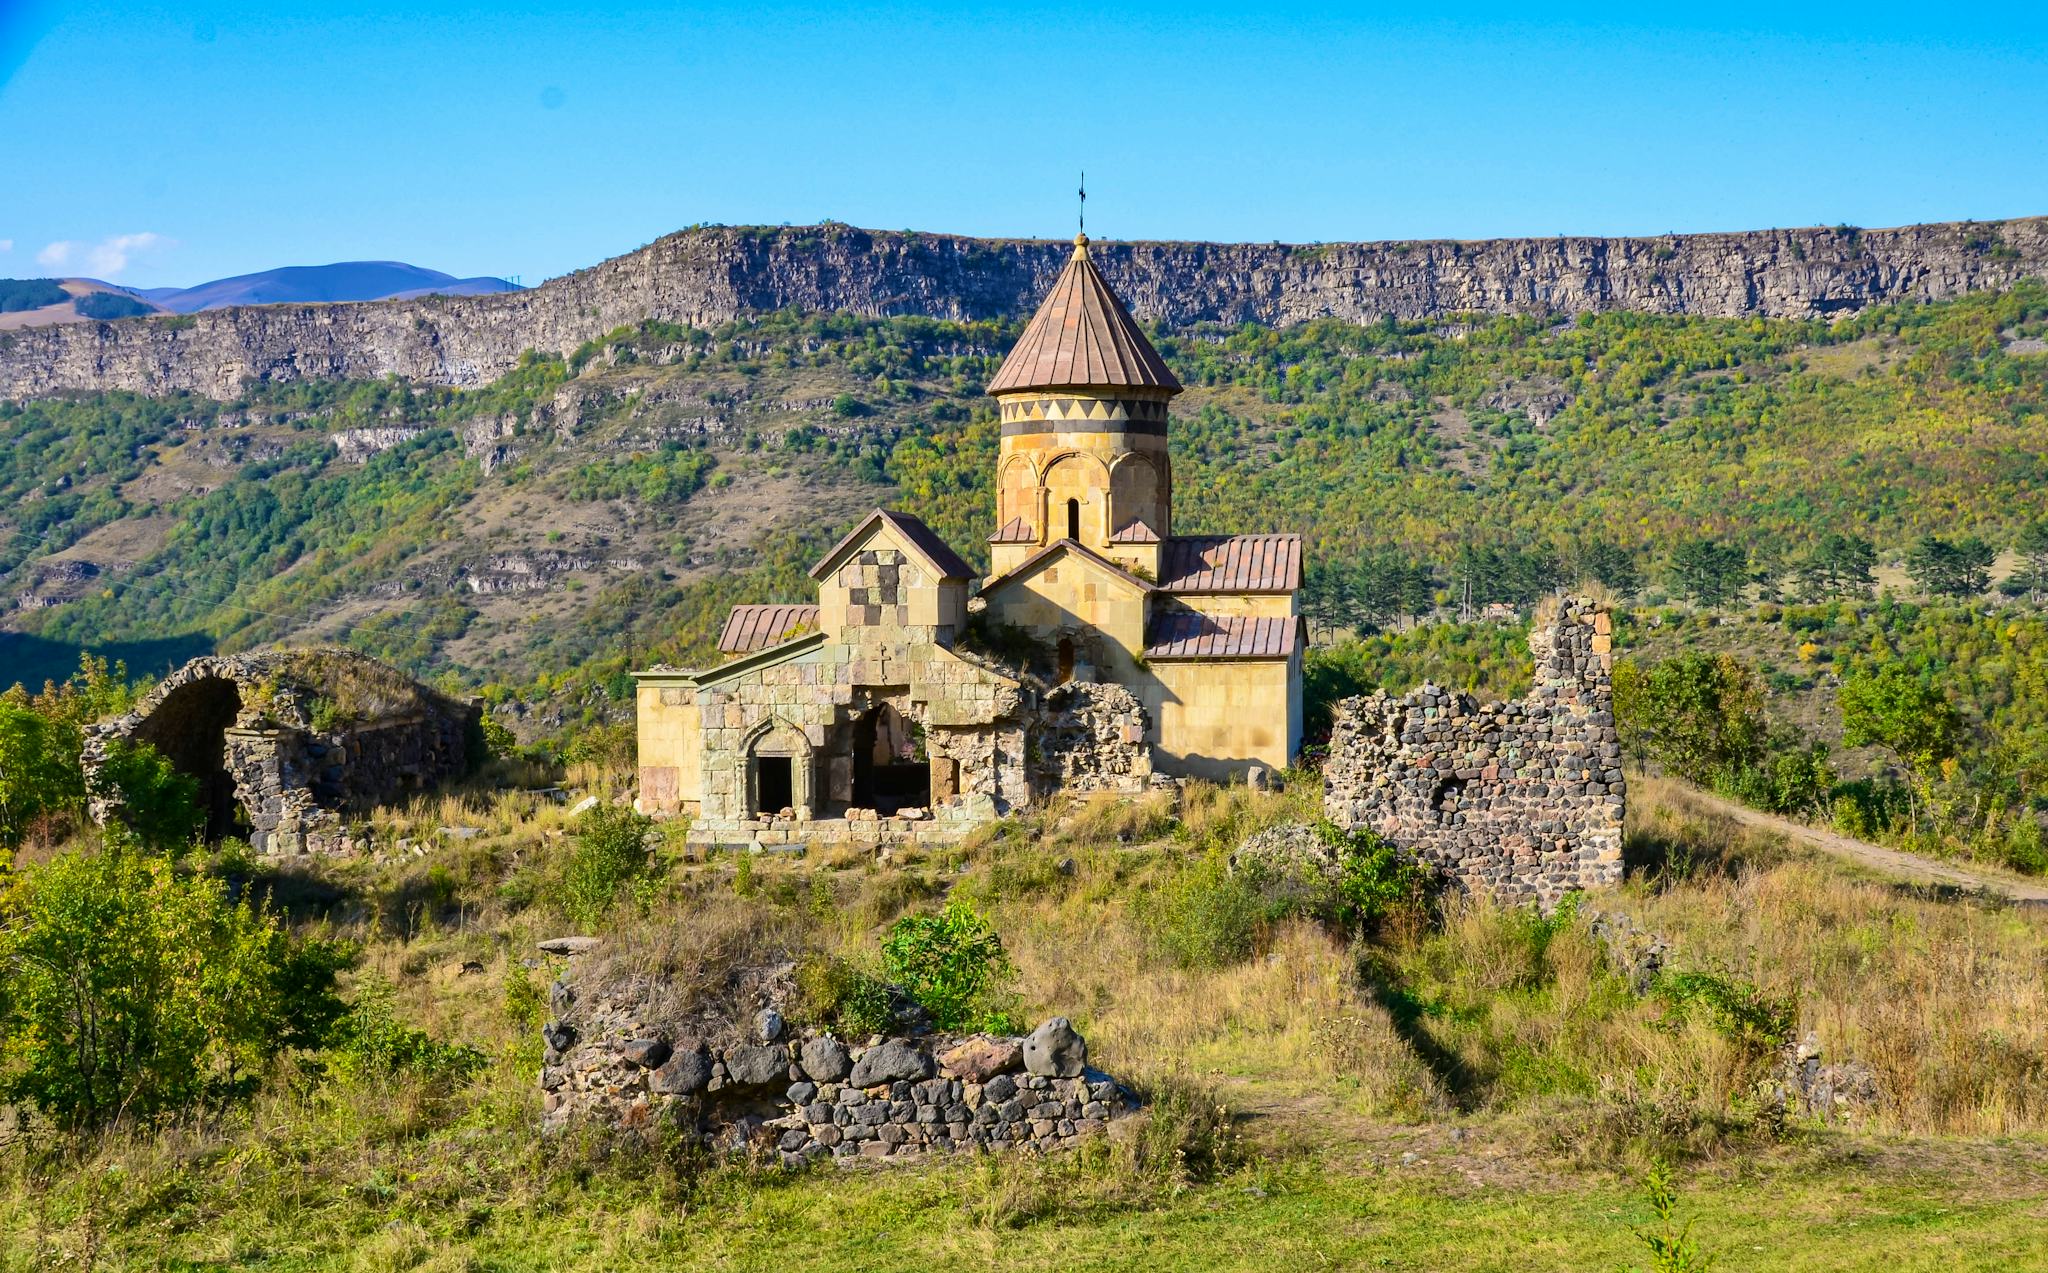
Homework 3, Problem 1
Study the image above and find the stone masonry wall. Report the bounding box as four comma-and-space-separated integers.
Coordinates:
1029, 681, 1155, 797
1323, 598, 1623, 903
542, 974, 1136, 1165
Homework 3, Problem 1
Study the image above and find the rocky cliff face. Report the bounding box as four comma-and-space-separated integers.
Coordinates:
4, 218, 2043, 401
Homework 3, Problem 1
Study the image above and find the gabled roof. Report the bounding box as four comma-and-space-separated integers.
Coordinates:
718, 604, 821, 654
987, 235, 1182, 396
1107, 519, 1162, 544
988, 516, 1037, 544
978, 537, 1158, 599
809, 508, 977, 583
1145, 613, 1303, 661
693, 629, 829, 687
1159, 534, 1303, 594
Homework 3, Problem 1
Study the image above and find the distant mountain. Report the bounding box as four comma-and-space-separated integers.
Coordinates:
138, 261, 522, 313
0, 278, 167, 331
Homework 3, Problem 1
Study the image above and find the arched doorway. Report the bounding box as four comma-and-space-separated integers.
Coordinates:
851, 703, 930, 814
130, 675, 248, 841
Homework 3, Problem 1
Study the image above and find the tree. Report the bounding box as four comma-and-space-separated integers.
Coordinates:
0, 704, 83, 847
880, 900, 1015, 1032
0, 831, 349, 1128
1905, 535, 1995, 599
1791, 533, 1877, 600
1612, 653, 1769, 783
1574, 538, 1643, 599
2014, 520, 2048, 602
1838, 665, 1964, 780
1665, 539, 1748, 608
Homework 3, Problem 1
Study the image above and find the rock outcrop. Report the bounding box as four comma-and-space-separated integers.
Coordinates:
4, 218, 2043, 401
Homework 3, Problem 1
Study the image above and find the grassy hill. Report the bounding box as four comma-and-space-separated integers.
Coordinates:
4, 282, 2048, 704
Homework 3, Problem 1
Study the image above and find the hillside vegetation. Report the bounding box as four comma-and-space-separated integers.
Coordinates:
2, 756, 2045, 1269
2, 282, 2046, 699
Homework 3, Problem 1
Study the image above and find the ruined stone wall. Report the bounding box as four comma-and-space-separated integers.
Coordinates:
1323, 599, 1623, 903
6, 218, 2043, 400
1029, 681, 1155, 796
84, 650, 478, 854
542, 975, 1135, 1165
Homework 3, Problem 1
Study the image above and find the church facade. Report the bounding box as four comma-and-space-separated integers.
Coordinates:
634, 234, 1304, 846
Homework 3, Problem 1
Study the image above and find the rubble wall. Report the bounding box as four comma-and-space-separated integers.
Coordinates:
1323, 598, 1624, 903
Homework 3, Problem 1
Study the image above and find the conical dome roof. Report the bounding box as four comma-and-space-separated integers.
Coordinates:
987, 235, 1181, 395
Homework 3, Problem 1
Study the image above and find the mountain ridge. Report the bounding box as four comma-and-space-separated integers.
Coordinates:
0, 217, 2044, 401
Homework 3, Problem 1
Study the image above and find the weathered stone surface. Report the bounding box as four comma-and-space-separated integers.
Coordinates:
724, 1044, 790, 1087
648, 1048, 712, 1095
12, 219, 2046, 401
754, 1007, 786, 1043
538, 936, 602, 956
1323, 597, 1625, 905
849, 1038, 934, 1087
800, 1036, 852, 1082
616, 1037, 671, 1068
938, 1035, 1024, 1082
1023, 1018, 1086, 1078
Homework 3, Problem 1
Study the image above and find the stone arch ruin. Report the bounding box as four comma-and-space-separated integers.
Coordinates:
84, 649, 481, 855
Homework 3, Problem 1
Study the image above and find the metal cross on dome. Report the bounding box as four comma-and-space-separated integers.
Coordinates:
1079, 172, 1086, 236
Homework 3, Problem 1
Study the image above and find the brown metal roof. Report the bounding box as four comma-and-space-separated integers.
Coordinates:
809, 508, 977, 582
988, 516, 1037, 544
1158, 534, 1303, 594
1144, 613, 1302, 660
718, 604, 821, 654
987, 236, 1182, 396
1107, 519, 1162, 544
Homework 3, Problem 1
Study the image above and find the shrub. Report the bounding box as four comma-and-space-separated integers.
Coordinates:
87, 738, 202, 852
1139, 852, 1268, 969
0, 702, 83, 846
1127, 1070, 1251, 1187
562, 804, 656, 926
326, 976, 487, 1084
0, 832, 350, 1128
1628, 1162, 1719, 1272
880, 900, 1016, 1032
793, 953, 896, 1037
1650, 970, 1793, 1061
1320, 821, 1439, 934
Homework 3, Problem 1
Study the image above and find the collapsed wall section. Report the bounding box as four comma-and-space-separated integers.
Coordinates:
1323, 598, 1624, 902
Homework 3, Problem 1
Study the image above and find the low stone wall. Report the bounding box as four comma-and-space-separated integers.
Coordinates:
542, 975, 1136, 1165
1323, 598, 1624, 902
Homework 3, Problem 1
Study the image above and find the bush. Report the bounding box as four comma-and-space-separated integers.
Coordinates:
1651, 970, 1793, 1061
1139, 852, 1268, 970
1320, 821, 1438, 934
326, 976, 487, 1084
0, 833, 350, 1128
0, 701, 84, 846
793, 953, 896, 1037
880, 900, 1017, 1032
87, 738, 202, 852
562, 804, 656, 926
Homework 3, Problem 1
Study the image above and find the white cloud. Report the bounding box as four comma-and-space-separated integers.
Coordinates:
36, 232, 170, 279
0, 239, 12, 253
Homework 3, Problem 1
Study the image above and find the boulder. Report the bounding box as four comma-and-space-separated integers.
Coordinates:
724, 1044, 790, 1087
616, 1037, 672, 1069
648, 1047, 713, 1096
1023, 1017, 1086, 1078
800, 1035, 852, 1082
541, 1021, 576, 1053
537, 936, 602, 956
848, 1038, 933, 1087
755, 1007, 786, 1043
939, 1035, 1023, 1082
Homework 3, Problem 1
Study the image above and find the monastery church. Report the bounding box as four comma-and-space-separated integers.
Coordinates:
634, 234, 1305, 845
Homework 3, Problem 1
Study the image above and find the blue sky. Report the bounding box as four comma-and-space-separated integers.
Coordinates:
3, 1, 2046, 288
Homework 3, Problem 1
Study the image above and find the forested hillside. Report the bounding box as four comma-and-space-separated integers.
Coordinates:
4, 282, 2048, 708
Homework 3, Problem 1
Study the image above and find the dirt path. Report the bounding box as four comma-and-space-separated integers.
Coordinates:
1672, 784, 2048, 906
